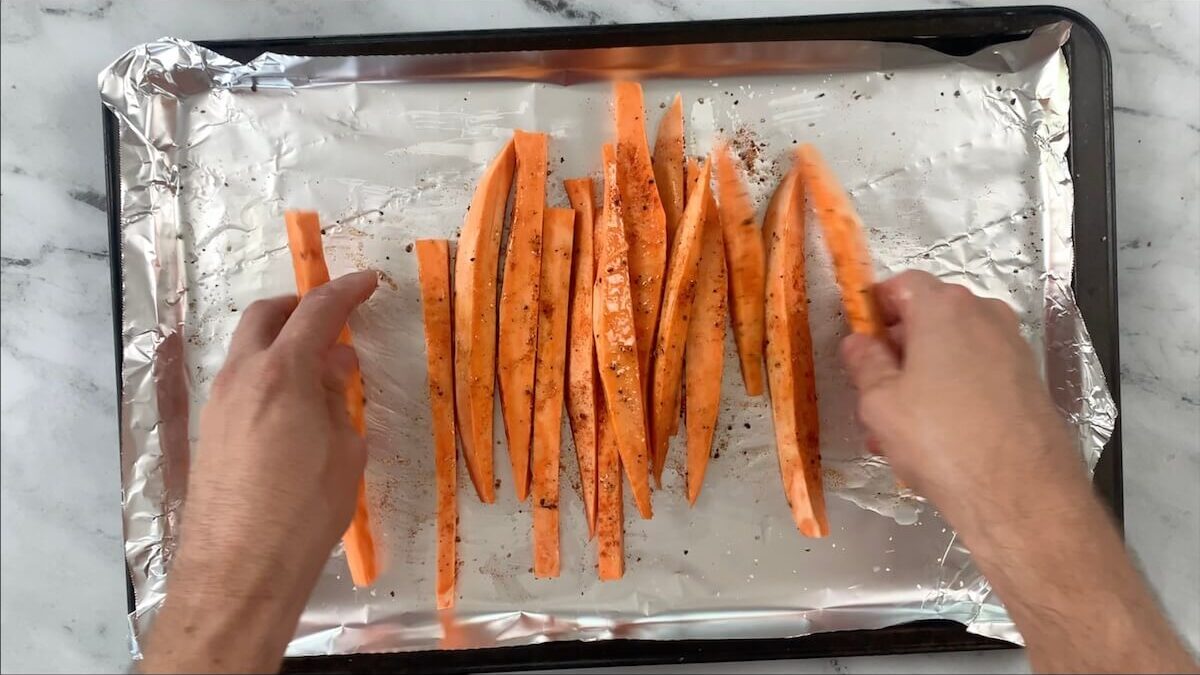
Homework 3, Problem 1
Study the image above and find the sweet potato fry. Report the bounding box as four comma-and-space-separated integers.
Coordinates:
614, 81, 668, 384
763, 165, 827, 538
415, 239, 459, 607
498, 130, 548, 501
653, 93, 685, 254
796, 144, 884, 338
683, 165, 727, 505
666, 156, 705, 439
596, 397, 624, 580
530, 208, 574, 578
564, 178, 599, 538
454, 139, 516, 504
713, 143, 766, 396
593, 143, 653, 519
649, 160, 710, 483
284, 210, 378, 587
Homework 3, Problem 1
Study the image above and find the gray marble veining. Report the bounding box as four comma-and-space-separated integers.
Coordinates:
1, 1, 1196, 673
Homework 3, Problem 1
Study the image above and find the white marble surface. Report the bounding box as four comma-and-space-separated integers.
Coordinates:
0, 0, 1196, 672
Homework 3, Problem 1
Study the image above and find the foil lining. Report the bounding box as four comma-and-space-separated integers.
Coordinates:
100, 22, 1115, 657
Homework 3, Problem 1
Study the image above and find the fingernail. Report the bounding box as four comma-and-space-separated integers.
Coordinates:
354, 269, 379, 285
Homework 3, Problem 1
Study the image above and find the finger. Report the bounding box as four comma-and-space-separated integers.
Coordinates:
327, 387, 355, 431
340, 433, 368, 475
840, 333, 901, 395
227, 296, 300, 363
324, 344, 361, 392
885, 323, 906, 355
329, 432, 369, 505
277, 271, 378, 354
841, 334, 905, 438
866, 434, 884, 456
874, 270, 943, 326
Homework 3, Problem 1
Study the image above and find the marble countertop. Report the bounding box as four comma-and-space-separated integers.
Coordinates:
1, 0, 1195, 672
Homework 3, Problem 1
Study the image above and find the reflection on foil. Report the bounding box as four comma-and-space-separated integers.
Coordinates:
101, 22, 1114, 657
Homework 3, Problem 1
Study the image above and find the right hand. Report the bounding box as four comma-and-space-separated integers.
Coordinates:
179, 270, 378, 604
839, 270, 1091, 536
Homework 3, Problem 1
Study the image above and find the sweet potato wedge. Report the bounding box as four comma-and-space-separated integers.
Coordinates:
763, 164, 827, 538
649, 160, 710, 483
453, 139, 516, 504
415, 239, 459, 607
653, 93, 685, 255
614, 81, 668, 384
665, 156, 704, 439
714, 143, 766, 397
498, 130, 548, 501
595, 397, 624, 580
563, 178, 599, 538
531, 208, 575, 578
683, 166, 728, 505
593, 142, 653, 519
796, 144, 884, 338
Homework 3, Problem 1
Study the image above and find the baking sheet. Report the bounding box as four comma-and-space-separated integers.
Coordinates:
100, 22, 1116, 657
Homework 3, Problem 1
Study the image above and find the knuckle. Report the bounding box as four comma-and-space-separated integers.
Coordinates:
242, 298, 283, 325
897, 269, 937, 286
302, 283, 338, 308
944, 283, 975, 304
211, 364, 239, 395
988, 298, 1020, 325
256, 350, 295, 386
857, 387, 893, 424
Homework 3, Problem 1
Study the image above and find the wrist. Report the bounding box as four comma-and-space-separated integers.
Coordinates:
959, 477, 1097, 559
140, 537, 322, 673
939, 425, 1096, 555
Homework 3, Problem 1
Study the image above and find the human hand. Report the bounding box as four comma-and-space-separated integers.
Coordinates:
838, 270, 1090, 537
838, 270, 1200, 674
143, 270, 378, 673
174, 270, 378, 602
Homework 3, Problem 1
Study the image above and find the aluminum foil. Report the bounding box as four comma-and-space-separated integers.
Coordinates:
101, 22, 1115, 657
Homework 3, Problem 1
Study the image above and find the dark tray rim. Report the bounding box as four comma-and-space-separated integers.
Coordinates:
103, 5, 1119, 672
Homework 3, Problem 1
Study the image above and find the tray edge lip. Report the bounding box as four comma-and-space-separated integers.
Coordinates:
100, 3, 1121, 667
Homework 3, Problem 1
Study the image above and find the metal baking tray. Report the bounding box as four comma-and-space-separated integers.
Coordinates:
102, 5, 1119, 672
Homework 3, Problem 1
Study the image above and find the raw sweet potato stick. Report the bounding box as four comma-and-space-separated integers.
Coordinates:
415, 239, 459, 606
683, 163, 728, 505
648, 160, 710, 483
795, 144, 885, 338
614, 81, 668, 386
498, 130, 548, 501
655, 96, 687, 440
763, 166, 827, 538
652, 93, 685, 255
713, 143, 767, 396
664, 156, 704, 438
453, 139, 516, 504
593, 142, 653, 519
596, 397, 624, 580
563, 178, 599, 538
531, 208, 575, 578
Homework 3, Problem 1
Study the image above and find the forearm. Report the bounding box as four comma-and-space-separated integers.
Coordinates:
958, 458, 1196, 673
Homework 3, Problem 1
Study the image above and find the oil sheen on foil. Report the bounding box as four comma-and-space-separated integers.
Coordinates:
100, 22, 1115, 657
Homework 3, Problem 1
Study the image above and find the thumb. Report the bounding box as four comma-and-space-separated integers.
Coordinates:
840, 333, 901, 395
841, 334, 905, 456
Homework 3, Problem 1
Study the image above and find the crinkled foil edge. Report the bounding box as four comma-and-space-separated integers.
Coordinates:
101, 24, 1115, 656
